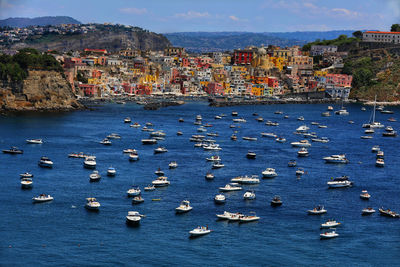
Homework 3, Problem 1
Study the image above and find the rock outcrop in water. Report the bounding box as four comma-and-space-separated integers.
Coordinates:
0, 70, 83, 112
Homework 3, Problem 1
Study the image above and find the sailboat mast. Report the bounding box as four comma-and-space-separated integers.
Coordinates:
372, 95, 377, 123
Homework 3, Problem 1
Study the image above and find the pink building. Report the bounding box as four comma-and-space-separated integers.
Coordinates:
79, 84, 98, 97
206, 82, 224, 95
325, 74, 352, 87
122, 83, 135, 95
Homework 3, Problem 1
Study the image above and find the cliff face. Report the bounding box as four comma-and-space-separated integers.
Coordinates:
0, 70, 83, 112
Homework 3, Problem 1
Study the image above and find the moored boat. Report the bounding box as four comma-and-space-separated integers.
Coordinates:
32, 194, 53, 203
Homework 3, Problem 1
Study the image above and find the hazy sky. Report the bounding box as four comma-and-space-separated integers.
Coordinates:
0, 0, 399, 33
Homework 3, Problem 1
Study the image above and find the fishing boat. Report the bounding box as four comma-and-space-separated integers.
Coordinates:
175, 200, 193, 213
38, 156, 53, 168
126, 211, 144, 226
26, 139, 43, 144
189, 226, 211, 237
83, 156, 96, 169
85, 198, 100, 210
2, 146, 23, 154
32, 194, 53, 203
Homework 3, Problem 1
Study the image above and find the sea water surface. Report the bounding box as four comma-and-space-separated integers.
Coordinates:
1, 102, 399, 266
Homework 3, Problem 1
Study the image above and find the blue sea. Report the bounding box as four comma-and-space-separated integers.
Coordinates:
1, 102, 399, 266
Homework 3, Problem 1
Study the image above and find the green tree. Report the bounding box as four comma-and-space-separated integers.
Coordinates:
352, 31, 363, 39
391, 24, 400, 32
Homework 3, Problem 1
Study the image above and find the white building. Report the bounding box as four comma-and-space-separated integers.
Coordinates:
310, 45, 338, 56
362, 31, 400, 44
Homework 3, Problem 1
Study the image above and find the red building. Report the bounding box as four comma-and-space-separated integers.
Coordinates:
92, 70, 102, 78
206, 82, 225, 95
122, 83, 135, 95
233, 49, 255, 65
326, 74, 352, 87
268, 77, 279, 88
136, 84, 152, 95
79, 84, 98, 97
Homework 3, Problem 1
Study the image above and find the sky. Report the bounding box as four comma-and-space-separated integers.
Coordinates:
0, 0, 399, 33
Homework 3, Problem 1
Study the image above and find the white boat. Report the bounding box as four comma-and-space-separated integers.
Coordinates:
219, 184, 242, 192
205, 172, 214, 180
363, 96, 384, 129
242, 136, 257, 141
21, 177, 33, 188
320, 230, 339, 239
296, 168, 305, 176
297, 148, 309, 157
311, 122, 319, 125
271, 196, 283, 206
362, 207, 376, 215
321, 112, 331, 117
365, 128, 375, 134
26, 139, 43, 144
100, 138, 112, 145
141, 139, 157, 145
216, 211, 236, 219
154, 147, 168, 154
361, 135, 373, 139
189, 226, 211, 237
196, 115, 202, 121
38, 156, 53, 168
321, 220, 341, 228
376, 151, 384, 159
132, 196, 144, 204
212, 162, 225, 169
371, 145, 380, 153
206, 155, 221, 161
107, 167, 116, 176
89, 170, 101, 182
32, 194, 53, 203
197, 126, 207, 132
233, 175, 260, 184
239, 214, 260, 223
288, 160, 297, 167
323, 154, 348, 164
126, 211, 144, 225
311, 137, 330, 143
85, 198, 100, 210
214, 194, 226, 204
123, 148, 137, 154
124, 117, 131, 123
141, 126, 154, 132
152, 176, 170, 187
291, 140, 311, 148
375, 158, 384, 167
130, 122, 141, 128
127, 186, 141, 197
233, 118, 246, 123
297, 116, 305, 121
83, 156, 96, 169
308, 206, 327, 215
360, 190, 371, 200
176, 200, 193, 213
243, 190, 256, 200
203, 144, 222, 151
215, 115, 222, 120
169, 161, 178, 169
107, 133, 121, 139
296, 125, 309, 132
155, 168, 164, 176
335, 109, 349, 115
129, 153, 139, 161
327, 176, 353, 188
232, 111, 238, 116
144, 185, 155, 191
275, 137, 286, 143
261, 132, 277, 138
262, 168, 277, 178
68, 152, 87, 158
150, 130, 166, 137
318, 125, 328, 128
20, 172, 33, 178
327, 106, 333, 111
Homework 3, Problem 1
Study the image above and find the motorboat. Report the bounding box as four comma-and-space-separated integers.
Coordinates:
360, 190, 370, 200
308, 206, 327, 215
189, 226, 211, 237
388, 117, 397, 122
320, 230, 339, 239
348, 120, 354, 124
361, 135, 373, 139
152, 176, 170, 187
205, 172, 214, 180
21, 178, 33, 188
296, 125, 309, 132
311, 137, 330, 143
169, 161, 178, 169
216, 211, 236, 220
323, 154, 348, 164
371, 145, 380, 153
243, 190, 256, 200
123, 148, 137, 154
231, 111, 238, 116
318, 125, 328, 128
207, 132, 219, 137
242, 136, 257, 141
327, 176, 353, 188
144, 185, 155, 191
68, 152, 87, 158
385, 126, 394, 132
83, 156, 96, 169
32, 194, 53, 203
89, 170, 101, 182
297, 148, 309, 157
297, 116, 305, 121
291, 140, 311, 148
212, 161, 225, 169
271, 196, 282, 206
177, 131, 183, 136
106, 133, 121, 139
227, 213, 243, 221
100, 138, 112, 145
26, 139, 43, 144
154, 147, 168, 154
107, 167, 116, 176
20, 172, 33, 178
219, 184, 242, 192
276, 137, 286, 143
274, 110, 283, 114
126, 211, 144, 226
361, 107, 367, 111
194, 121, 202, 126
239, 214, 260, 223
246, 151, 256, 159
141, 126, 154, 132
296, 168, 305, 176
132, 196, 144, 204
311, 122, 319, 125
265, 121, 279, 126
214, 194, 226, 204
321, 112, 331, 117
38, 156, 53, 168
284, 115, 289, 119
215, 115, 222, 120
231, 134, 237, 140
141, 139, 157, 145
233, 118, 246, 123
256, 117, 264, 122
2, 146, 23, 154
234, 175, 260, 185
288, 160, 297, 167
302, 132, 317, 138
155, 168, 164, 176
376, 151, 384, 159
382, 131, 397, 137
85, 198, 100, 210
262, 168, 277, 178
150, 130, 166, 138
145, 122, 154, 127
176, 200, 193, 213
130, 122, 141, 128
261, 132, 277, 138
178, 117, 184, 122
196, 115, 202, 121
127, 186, 141, 197
129, 153, 139, 161
364, 128, 374, 134
362, 207, 376, 215
379, 208, 400, 218
206, 155, 221, 161
335, 109, 349, 115
124, 117, 131, 123
381, 109, 394, 114
327, 106, 334, 111
375, 158, 384, 167
197, 126, 207, 132
203, 144, 222, 151
203, 123, 213, 128
321, 220, 341, 228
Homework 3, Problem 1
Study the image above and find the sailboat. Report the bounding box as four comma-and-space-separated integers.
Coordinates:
362, 95, 384, 129
335, 98, 349, 115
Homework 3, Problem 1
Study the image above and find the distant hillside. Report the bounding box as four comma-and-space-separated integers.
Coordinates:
165, 31, 355, 52
0, 16, 81, 27
9, 24, 171, 52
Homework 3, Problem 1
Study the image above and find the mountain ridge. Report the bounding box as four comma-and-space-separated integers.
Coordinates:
0, 16, 81, 27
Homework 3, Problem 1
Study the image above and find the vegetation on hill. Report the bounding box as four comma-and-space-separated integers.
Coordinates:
302, 33, 360, 51
0, 48, 63, 81
0, 16, 81, 27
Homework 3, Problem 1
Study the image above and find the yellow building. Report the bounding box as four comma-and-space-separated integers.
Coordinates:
251, 84, 264, 96
270, 57, 286, 71
314, 70, 327, 77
